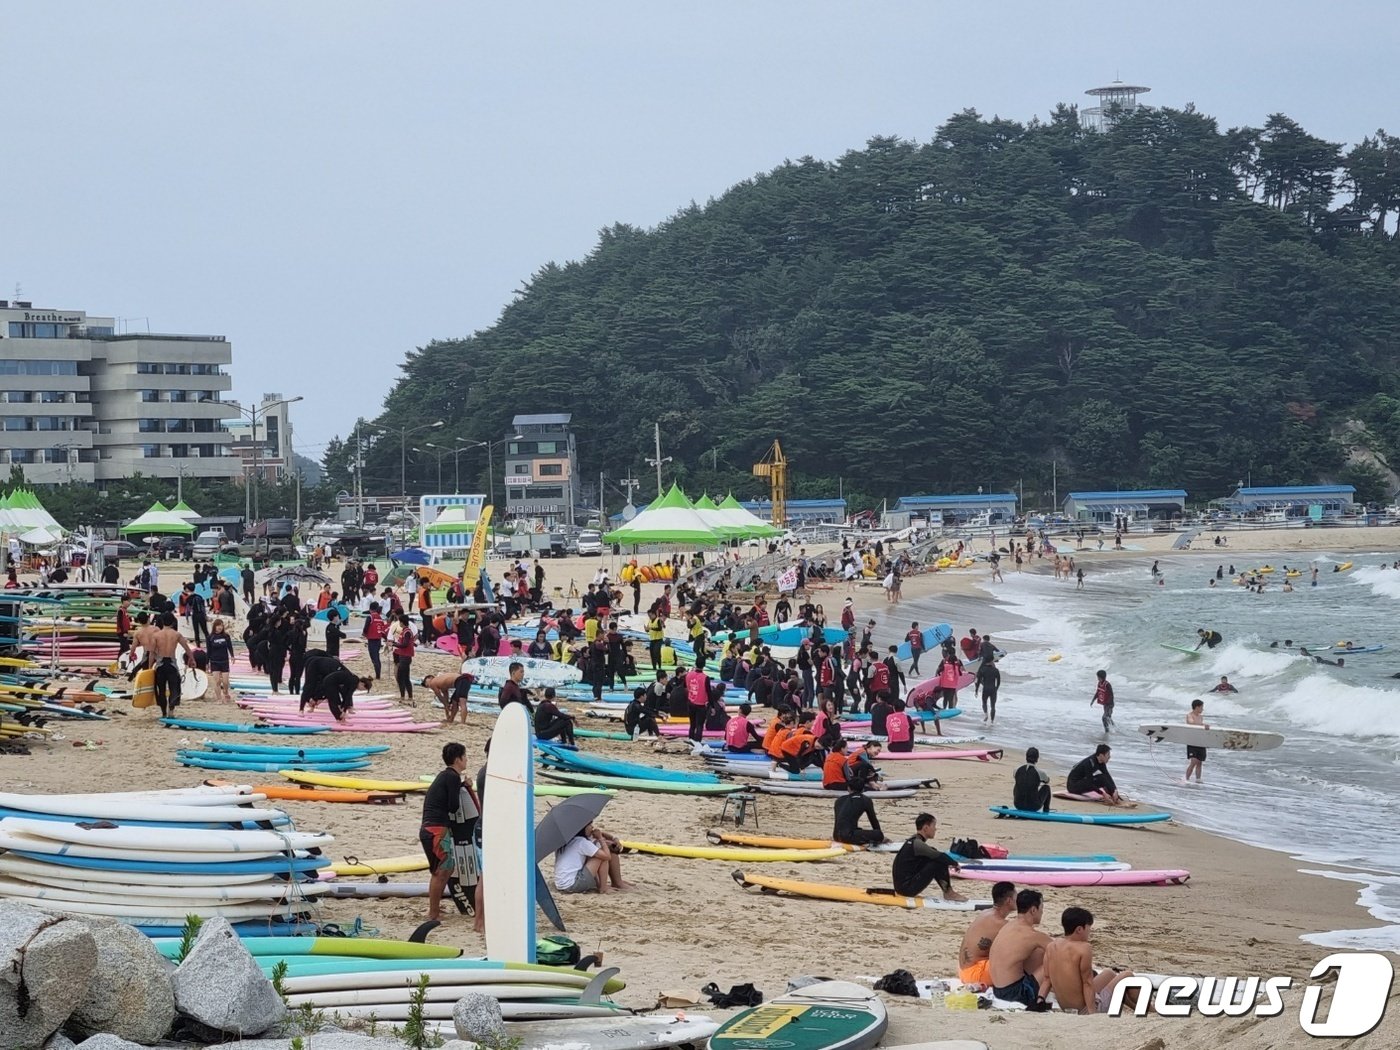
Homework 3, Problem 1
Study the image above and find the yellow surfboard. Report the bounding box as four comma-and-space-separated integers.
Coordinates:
131, 668, 156, 709
330, 854, 429, 876
281, 770, 428, 793
733, 871, 982, 910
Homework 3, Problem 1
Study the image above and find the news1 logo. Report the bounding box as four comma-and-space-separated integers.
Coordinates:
1107, 952, 1394, 1037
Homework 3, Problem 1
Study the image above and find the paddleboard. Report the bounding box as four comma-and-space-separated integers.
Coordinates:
8, 849, 328, 876
297, 1002, 626, 1021
490, 1012, 720, 1050
734, 870, 988, 911
0, 794, 287, 825
618, 840, 845, 863
483, 700, 537, 963
989, 806, 1171, 825
1332, 644, 1384, 654
204, 741, 390, 757
0, 816, 331, 854
328, 855, 429, 876
0, 856, 312, 887
537, 745, 720, 784
1137, 724, 1284, 751
277, 967, 596, 992
0, 874, 329, 903
161, 718, 330, 736
710, 980, 887, 1050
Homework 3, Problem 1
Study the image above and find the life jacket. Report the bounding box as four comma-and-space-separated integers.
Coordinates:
938, 661, 963, 688
822, 751, 849, 789
685, 670, 709, 707
870, 662, 890, 693
724, 715, 752, 749
779, 727, 815, 759
765, 724, 793, 760
885, 710, 913, 743
959, 636, 978, 658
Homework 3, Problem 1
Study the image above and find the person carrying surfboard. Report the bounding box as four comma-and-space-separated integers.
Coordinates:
1184, 699, 1210, 783
905, 622, 925, 675
890, 812, 964, 901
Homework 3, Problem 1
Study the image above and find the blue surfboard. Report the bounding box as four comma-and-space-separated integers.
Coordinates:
989, 806, 1171, 825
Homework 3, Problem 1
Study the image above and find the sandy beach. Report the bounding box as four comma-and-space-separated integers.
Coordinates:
5, 526, 1399, 1048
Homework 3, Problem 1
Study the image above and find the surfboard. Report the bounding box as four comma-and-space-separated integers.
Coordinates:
754, 784, 918, 799
461, 655, 582, 688
843, 744, 1003, 762
711, 980, 887, 1050
539, 770, 742, 796
953, 867, 1190, 887
1158, 644, 1201, 657
182, 668, 209, 700
132, 668, 156, 709
483, 700, 536, 963
896, 623, 953, 662
617, 840, 845, 863
989, 806, 1171, 825
1136, 724, 1285, 751
486, 1013, 720, 1050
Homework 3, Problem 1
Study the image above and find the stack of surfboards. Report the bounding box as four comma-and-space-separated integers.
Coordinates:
149, 936, 640, 1024
0, 787, 331, 935
175, 740, 390, 773
232, 693, 440, 733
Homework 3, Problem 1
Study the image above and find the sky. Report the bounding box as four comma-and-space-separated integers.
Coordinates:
4, 1, 1398, 463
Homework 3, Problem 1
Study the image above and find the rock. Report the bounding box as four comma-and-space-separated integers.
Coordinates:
66, 917, 175, 1044
0, 902, 98, 1050
42, 1036, 77, 1050
440, 1042, 477, 1050
453, 992, 506, 1042
171, 917, 286, 1038
72, 1037, 148, 1050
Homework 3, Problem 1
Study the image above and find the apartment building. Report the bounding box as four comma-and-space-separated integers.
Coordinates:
503, 413, 578, 525
0, 301, 240, 485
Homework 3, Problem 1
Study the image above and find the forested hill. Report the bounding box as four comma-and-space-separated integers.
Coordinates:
346, 106, 1400, 508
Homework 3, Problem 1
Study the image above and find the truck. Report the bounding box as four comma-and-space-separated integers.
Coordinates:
506, 531, 569, 558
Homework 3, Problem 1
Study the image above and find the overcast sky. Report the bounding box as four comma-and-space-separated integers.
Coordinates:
4, 1, 1397, 458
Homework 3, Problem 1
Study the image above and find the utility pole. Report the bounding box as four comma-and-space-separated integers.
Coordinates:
644, 422, 671, 496
353, 424, 364, 526
621, 471, 640, 511
598, 470, 604, 527
1052, 459, 1058, 510
295, 469, 302, 526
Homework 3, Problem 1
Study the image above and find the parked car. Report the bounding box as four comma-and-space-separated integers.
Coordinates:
192, 529, 226, 558
102, 540, 142, 561
576, 530, 603, 556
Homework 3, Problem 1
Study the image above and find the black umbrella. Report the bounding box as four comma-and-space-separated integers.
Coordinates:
534, 792, 611, 861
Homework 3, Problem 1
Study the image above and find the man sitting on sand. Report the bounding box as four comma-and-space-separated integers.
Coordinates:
891, 812, 965, 901
1013, 747, 1052, 813
1044, 906, 1135, 1014
1067, 744, 1122, 804
553, 821, 633, 895
534, 687, 577, 745
988, 889, 1050, 1007
958, 880, 1016, 989
833, 779, 887, 847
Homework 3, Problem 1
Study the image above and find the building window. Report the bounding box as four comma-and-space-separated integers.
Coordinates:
508, 488, 525, 501
536, 441, 558, 455
86, 325, 113, 337
196, 444, 216, 457
142, 445, 162, 458
169, 444, 189, 458
8, 449, 34, 463
507, 441, 536, 455
512, 464, 530, 475
538, 463, 563, 476
0, 359, 78, 376
193, 418, 216, 433
6, 322, 61, 338
529, 486, 564, 499
139, 419, 162, 433
137, 362, 161, 374
39, 391, 68, 403
2, 417, 31, 431
140, 390, 159, 402
35, 417, 63, 431
168, 390, 187, 403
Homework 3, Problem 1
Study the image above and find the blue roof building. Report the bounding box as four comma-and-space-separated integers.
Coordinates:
740, 498, 846, 525
1220, 485, 1355, 512
886, 492, 1017, 529
1063, 490, 1187, 521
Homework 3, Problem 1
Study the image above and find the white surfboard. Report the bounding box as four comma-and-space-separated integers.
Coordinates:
489, 1013, 720, 1050
483, 702, 536, 963
0, 817, 331, 854
181, 667, 209, 700
1137, 724, 1284, 751
462, 655, 582, 688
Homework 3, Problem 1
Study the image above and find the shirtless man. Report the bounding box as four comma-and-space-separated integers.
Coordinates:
1044, 906, 1135, 1014
957, 880, 1016, 989
422, 672, 475, 724
127, 612, 155, 676
148, 611, 193, 717
987, 888, 1050, 1008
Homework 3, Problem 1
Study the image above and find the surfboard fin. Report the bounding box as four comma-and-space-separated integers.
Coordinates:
579, 966, 620, 1004
408, 919, 440, 943
536, 866, 565, 931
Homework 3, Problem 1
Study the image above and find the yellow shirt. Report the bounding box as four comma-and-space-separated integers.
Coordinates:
584, 617, 600, 644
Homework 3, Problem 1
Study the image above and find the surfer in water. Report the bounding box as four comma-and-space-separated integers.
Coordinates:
1090, 669, 1115, 733
1195, 628, 1224, 650
1300, 648, 1345, 668
1209, 675, 1238, 693
1184, 699, 1209, 783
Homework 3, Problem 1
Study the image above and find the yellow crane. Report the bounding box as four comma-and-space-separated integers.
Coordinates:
752, 439, 787, 526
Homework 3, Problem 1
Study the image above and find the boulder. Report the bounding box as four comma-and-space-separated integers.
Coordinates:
66, 917, 175, 1044
453, 992, 506, 1043
171, 917, 286, 1038
42, 1036, 77, 1050
205, 1038, 413, 1050
72, 1037, 148, 1050
0, 902, 98, 1050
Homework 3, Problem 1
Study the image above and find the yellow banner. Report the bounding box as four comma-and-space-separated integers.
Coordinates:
464, 504, 493, 583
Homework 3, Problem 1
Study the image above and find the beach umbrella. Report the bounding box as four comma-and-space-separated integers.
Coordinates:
262, 565, 331, 587
602, 484, 723, 545
533, 792, 612, 861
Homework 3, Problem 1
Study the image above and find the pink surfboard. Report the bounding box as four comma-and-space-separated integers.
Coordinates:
845, 744, 1003, 762
956, 868, 1189, 887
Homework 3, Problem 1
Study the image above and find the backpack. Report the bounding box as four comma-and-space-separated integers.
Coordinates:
535, 935, 580, 967
949, 837, 989, 859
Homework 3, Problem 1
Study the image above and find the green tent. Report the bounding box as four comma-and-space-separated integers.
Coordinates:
603, 484, 723, 545
717, 493, 784, 538
119, 501, 196, 536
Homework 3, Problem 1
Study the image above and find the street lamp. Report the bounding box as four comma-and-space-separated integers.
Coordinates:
202, 394, 302, 524
361, 420, 443, 509
425, 439, 471, 492
463, 434, 521, 514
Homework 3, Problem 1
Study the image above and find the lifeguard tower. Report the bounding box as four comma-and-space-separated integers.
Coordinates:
1081, 80, 1150, 131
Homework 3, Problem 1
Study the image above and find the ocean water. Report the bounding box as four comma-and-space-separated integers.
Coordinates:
904, 554, 1400, 951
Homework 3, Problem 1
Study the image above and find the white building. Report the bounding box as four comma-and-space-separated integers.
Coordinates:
0, 300, 240, 485
225, 393, 296, 482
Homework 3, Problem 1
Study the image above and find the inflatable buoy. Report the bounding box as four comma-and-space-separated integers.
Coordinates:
1048, 654, 1062, 663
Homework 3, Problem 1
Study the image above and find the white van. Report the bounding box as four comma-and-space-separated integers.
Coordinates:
192, 529, 225, 557
576, 530, 603, 556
